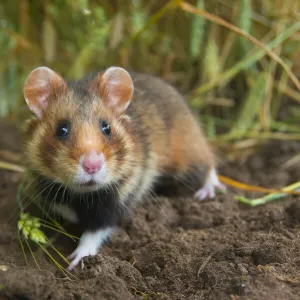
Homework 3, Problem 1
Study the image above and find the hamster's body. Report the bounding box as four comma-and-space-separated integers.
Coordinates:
23, 67, 224, 269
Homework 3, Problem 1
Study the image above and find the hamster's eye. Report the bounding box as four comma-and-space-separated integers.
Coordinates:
100, 120, 111, 136
56, 120, 71, 140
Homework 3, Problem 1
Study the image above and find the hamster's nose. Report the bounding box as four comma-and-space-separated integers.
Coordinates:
82, 151, 104, 175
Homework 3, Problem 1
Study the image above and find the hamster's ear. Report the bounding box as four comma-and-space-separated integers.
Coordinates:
24, 67, 67, 118
90, 67, 133, 115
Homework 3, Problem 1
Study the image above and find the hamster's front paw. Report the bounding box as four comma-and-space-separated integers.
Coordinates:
67, 241, 98, 270
67, 228, 113, 271
194, 168, 226, 200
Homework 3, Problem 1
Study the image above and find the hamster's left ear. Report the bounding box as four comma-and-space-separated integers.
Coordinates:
24, 67, 67, 118
90, 67, 134, 116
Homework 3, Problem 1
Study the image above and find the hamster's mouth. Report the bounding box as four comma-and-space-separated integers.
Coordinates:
80, 180, 97, 187
71, 179, 102, 193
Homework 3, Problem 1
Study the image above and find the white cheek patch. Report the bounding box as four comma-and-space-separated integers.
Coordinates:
68, 227, 114, 270
93, 161, 107, 182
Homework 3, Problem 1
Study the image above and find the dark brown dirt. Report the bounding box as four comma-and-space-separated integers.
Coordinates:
1, 121, 300, 300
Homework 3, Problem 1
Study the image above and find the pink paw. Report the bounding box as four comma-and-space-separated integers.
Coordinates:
194, 168, 226, 200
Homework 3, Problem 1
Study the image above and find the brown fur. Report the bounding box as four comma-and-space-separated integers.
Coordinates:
128, 73, 215, 176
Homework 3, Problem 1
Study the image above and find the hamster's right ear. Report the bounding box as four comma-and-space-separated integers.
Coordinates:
24, 67, 67, 118
89, 67, 134, 116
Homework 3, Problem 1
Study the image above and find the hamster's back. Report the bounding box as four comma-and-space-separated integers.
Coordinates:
127, 72, 214, 178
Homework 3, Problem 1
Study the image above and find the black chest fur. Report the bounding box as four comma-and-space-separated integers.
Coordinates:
35, 176, 129, 231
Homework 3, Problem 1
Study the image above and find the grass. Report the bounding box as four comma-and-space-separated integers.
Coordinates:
17, 212, 78, 279
180, 1, 300, 91
0, 0, 299, 146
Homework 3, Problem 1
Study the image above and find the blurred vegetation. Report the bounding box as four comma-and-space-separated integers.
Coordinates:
0, 0, 299, 158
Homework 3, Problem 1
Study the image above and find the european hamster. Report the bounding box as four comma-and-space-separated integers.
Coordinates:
23, 66, 225, 270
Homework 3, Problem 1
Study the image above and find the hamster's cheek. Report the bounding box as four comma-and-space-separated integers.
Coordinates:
51, 155, 79, 184
99, 156, 116, 184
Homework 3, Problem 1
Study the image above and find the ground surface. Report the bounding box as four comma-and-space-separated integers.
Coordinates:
1, 121, 300, 300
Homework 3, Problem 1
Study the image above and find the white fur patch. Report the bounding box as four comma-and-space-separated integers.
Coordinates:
52, 204, 78, 223
68, 227, 113, 270
194, 168, 226, 200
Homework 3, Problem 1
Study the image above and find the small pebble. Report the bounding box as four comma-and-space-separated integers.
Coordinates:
0, 265, 9, 271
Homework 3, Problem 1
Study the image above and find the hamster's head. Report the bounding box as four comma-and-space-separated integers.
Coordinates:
23, 66, 137, 193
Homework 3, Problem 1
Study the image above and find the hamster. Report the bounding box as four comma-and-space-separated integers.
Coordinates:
23, 66, 225, 270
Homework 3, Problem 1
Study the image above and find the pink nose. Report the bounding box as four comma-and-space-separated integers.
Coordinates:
82, 152, 104, 175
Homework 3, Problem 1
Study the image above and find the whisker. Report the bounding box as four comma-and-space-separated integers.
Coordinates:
42, 180, 59, 219
6, 176, 40, 223
47, 180, 66, 222
140, 186, 174, 227
21, 179, 57, 213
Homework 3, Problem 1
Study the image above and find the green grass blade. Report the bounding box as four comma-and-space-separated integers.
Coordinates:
34, 201, 66, 232
39, 243, 77, 280
18, 230, 28, 265
46, 238, 71, 267
202, 24, 220, 81
131, 0, 146, 34
230, 71, 267, 136
41, 223, 79, 241
121, 0, 178, 51
271, 61, 292, 118
24, 237, 40, 270
236, 182, 300, 207
189, 0, 205, 60
238, 0, 252, 53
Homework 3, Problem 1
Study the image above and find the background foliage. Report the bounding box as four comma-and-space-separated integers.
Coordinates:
0, 0, 299, 158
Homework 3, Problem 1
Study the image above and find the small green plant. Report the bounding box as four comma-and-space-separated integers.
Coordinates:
16, 183, 78, 279
18, 213, 46, 243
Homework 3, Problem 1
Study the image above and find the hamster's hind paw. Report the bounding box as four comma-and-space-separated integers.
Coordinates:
194, 168, 226, 200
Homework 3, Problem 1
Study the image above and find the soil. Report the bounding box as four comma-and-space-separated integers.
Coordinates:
1, 120, 300, 300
